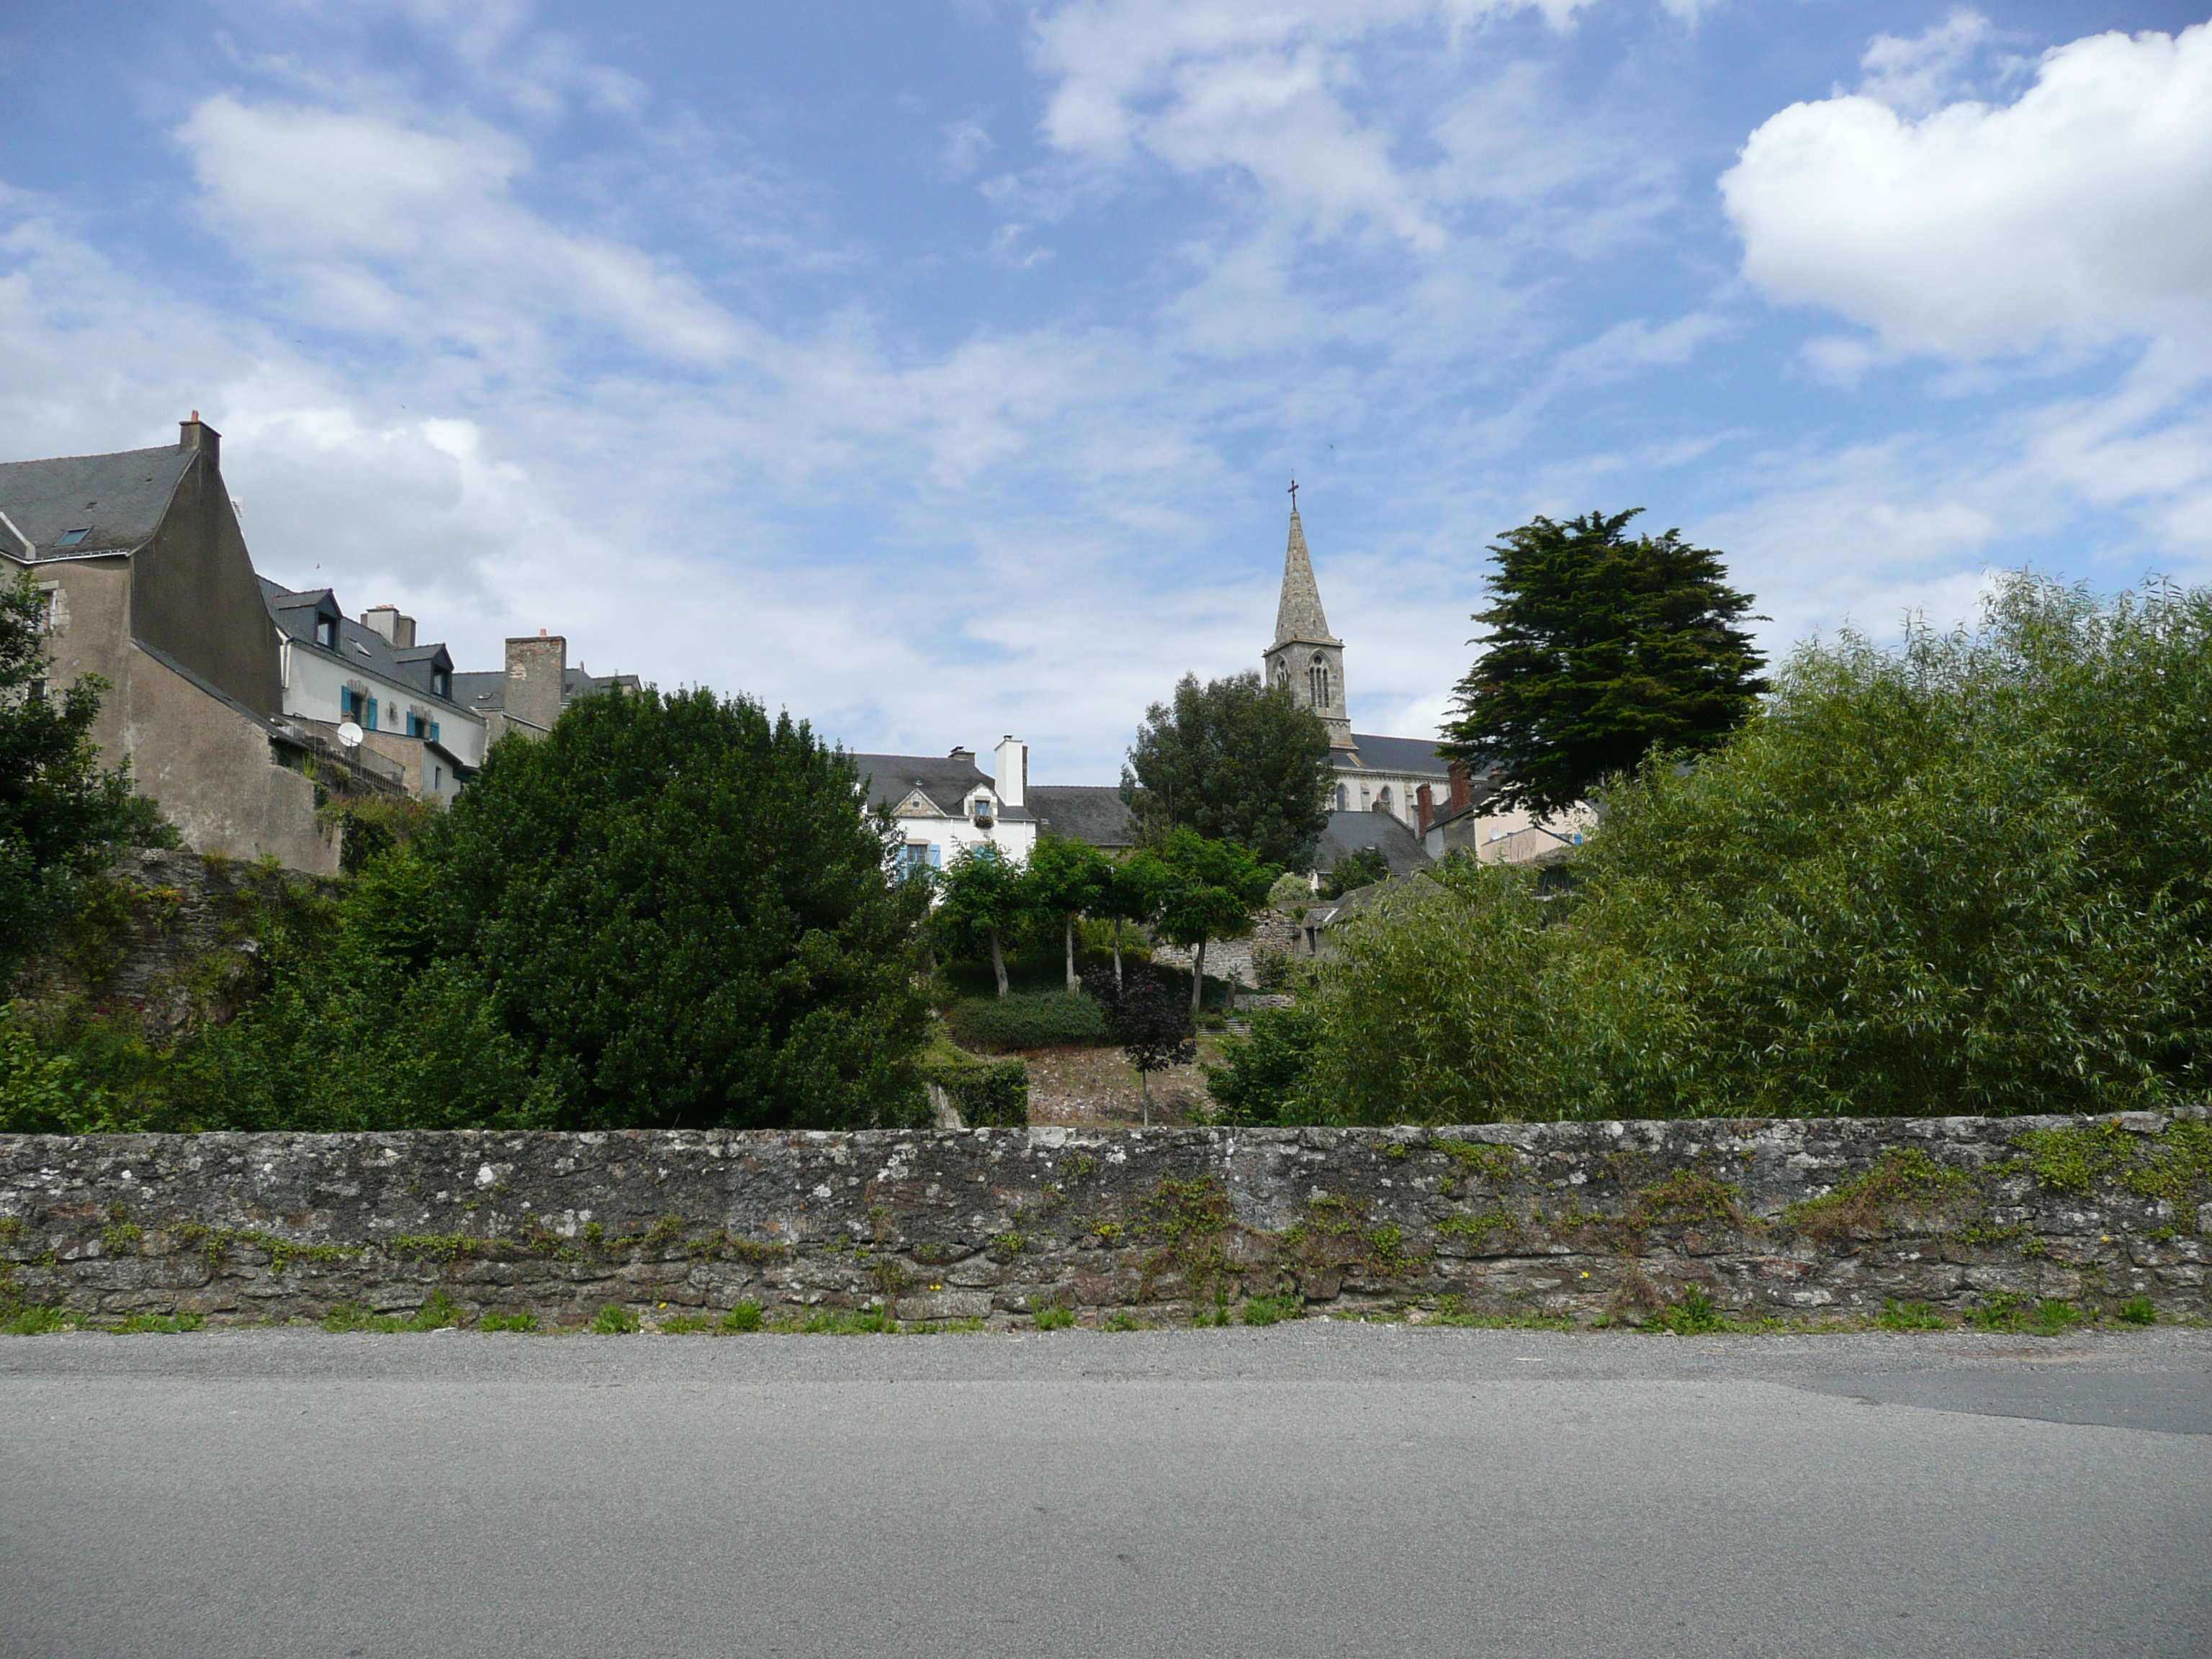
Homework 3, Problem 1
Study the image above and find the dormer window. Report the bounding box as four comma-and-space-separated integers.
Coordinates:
431, 666, 451, 699
971, 794, 995, 826
315, 616, 338, 649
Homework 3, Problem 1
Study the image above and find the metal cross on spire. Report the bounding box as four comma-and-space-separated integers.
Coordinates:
1288, 478, 1298, 510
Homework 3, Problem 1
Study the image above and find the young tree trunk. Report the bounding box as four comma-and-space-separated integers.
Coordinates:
1138, 1065, 1151, 1128
1191, 937, 1207, 1017
989, 928, 1009, 998
1112, 920, 1124, 989
1065, 912, 1079, 993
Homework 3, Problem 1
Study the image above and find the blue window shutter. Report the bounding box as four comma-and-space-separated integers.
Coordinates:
367, 697, 377, 731
929, 845, 942, 868
430, 721, 439, 742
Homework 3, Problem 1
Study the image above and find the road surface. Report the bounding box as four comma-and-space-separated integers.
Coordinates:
3, 1323, 2206, 1658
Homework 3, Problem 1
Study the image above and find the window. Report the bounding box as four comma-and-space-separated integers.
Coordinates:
315, 616, 338, 649
55, 528, 89, 548
1335, 785, 1349, 811
1376, 787, 1393, 814
339, 687, 356, 719
431, 667, 451, 698
433, 766, 442, 791
1308, 652, 1331, 710
897, 842, 943, 878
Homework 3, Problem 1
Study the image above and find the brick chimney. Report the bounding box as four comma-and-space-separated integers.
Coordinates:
504, 630, 567, 734
1447, 760, 1472, 817
1416, 783, 1434, 836
179, 411, 220, 464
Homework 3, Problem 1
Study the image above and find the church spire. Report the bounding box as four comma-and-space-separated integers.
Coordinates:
1262, 487, 1354, 750
1273, 498, 1335, 647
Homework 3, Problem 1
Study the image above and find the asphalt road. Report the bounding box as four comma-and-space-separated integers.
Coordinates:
2, 1324, 2206, 1659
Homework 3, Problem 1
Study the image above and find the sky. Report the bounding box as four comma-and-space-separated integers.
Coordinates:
1, 1, 2208, 783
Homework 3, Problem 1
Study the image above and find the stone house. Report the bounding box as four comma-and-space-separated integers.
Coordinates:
1, 418, 336, 873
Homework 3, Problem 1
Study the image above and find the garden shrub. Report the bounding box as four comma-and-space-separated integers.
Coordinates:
943, 990, 1108, 1053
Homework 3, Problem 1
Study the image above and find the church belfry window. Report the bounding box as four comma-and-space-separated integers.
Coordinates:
1308, 653, 1330, 710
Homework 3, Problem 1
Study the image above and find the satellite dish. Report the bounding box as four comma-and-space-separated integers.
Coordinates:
336, 721, 364, 748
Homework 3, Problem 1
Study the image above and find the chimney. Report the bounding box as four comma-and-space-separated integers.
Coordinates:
504, 632, 567, 735
994, 735, 1027, 807
947, 746, 976, 765
360, 606, 416, 648
1416, 783, 1434, 836
179, 411, 220, 464
1447, 760, 1472, 817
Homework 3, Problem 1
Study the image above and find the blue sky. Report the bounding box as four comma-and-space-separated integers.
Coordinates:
2, 1, 2207, 782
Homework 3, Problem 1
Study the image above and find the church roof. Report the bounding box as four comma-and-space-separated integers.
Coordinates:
1340, 733, 1452, 776
1272, 508, 1336, 646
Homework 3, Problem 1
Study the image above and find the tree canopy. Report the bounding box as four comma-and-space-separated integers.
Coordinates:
1442, 509, 1768, 818
1122, 670, 1333, 868
0, 571, 174, 977
143, 687, 935, 1134
935, 843, 1030, 998
1258, 573, 2212, 1125
1148, 828, 1277, 1014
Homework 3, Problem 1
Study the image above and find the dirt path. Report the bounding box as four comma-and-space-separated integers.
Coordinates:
1020, 1039, 1229, 1127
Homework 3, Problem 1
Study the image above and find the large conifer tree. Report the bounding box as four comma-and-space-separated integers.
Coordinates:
1443, 510, 1768, 817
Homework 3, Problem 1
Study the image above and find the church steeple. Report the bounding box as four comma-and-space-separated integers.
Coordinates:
1272, 505, 1334, 646
1262, 490, 1354, 750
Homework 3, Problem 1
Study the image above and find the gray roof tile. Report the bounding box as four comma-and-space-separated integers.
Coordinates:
0, 443, 194, 558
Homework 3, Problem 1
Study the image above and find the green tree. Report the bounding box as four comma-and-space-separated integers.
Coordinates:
1027, 834, 1112, 992
1319, 846, 1389, 899
1097, 850, 1166, 989
1151, 829, 1277, 1016
1122, 670, 1333, 868
938, 843, 1032, 998
1443, 509, 1768, 818
414, 687, 929, 1130
1201, 1004, 1318, 1125
1285, 572, 2212, 1125
0, 571, 175, 977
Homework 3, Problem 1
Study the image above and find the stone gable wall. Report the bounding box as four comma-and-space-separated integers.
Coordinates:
2, 1111, 2204, 1330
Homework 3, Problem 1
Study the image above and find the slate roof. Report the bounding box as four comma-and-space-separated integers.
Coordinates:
0, 443, 195, 560
849, 752, 1035, 823
449, 665, 642, 719
1340, 732, 1452, 775
261, 578, 467, 713
1030, 785, 1136, 849
1312, 809, 1433, 878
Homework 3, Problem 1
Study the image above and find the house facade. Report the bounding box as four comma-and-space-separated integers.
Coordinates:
262, 581, 485, 804
1, 418, 336, 873
851, 737, 1036, 876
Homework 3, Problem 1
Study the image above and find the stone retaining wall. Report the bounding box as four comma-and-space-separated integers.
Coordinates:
3, 1111, 2205, 1330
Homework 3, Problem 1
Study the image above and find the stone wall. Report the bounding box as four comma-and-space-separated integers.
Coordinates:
1149, 907, 1304, 989
3, 1111, 2204, 1331
10, 848, 328, 1037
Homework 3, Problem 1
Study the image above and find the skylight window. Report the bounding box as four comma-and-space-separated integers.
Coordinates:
55, 528, 90, 547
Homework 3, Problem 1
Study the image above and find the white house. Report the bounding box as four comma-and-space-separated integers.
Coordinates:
261, 581, 485, 804
850, 737, 1036, 876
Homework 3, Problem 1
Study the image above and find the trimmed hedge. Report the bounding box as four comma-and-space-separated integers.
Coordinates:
943, 991, 1109, 1054
917, 1051, 1030, 1127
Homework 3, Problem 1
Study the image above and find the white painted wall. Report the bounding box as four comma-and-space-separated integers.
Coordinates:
280, 639, 486, 768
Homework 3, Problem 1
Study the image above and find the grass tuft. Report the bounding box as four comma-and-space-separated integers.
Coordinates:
1240, 1294, 1304, 1326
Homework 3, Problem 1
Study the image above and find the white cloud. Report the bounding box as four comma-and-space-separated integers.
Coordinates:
1857, 7, 1996, 117
1721, 22, 2212, 359
176, 94, 747, 364
943, 119, 995, 176
1027, 0, 1591, 246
